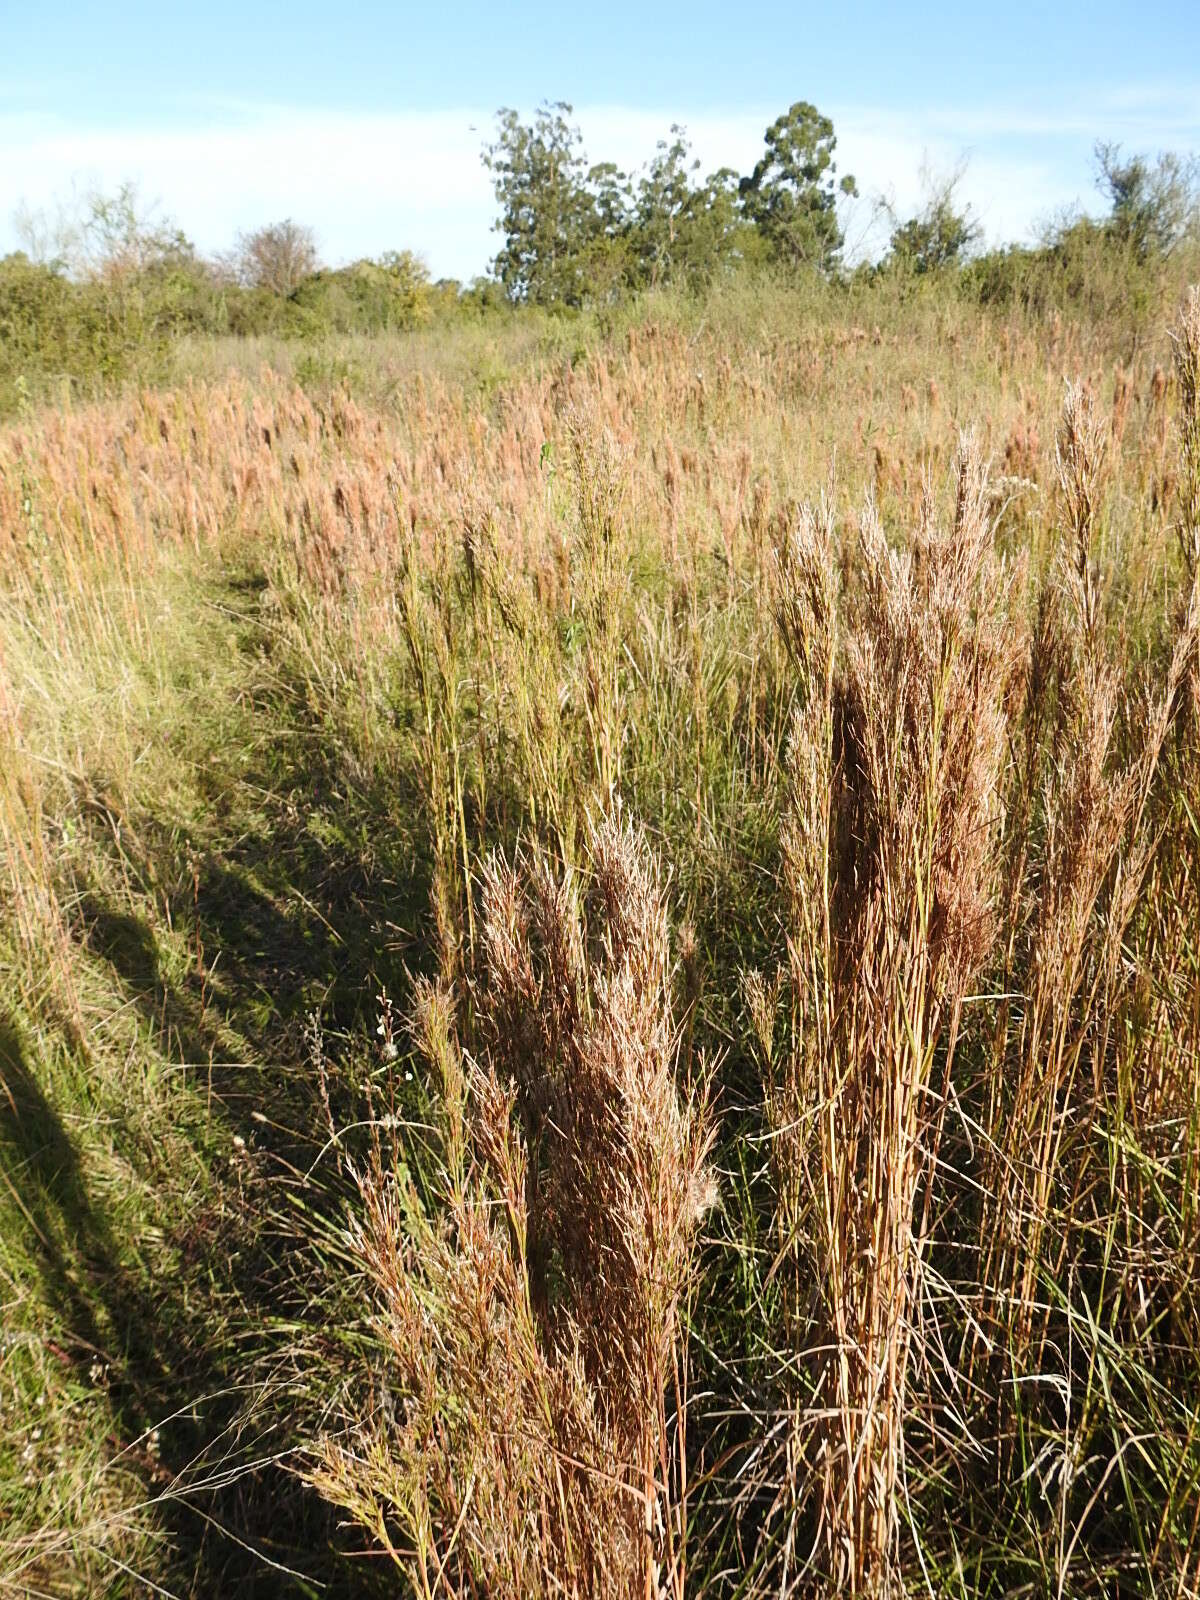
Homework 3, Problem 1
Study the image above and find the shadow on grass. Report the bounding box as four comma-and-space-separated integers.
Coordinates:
4, 584, 436, 1596
0, 1015, 168, 1438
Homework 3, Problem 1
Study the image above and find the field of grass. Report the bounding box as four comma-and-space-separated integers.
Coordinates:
2, 266, 1199, 1597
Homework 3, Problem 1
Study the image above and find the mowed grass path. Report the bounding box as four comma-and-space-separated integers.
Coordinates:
1, 555, 426, 1597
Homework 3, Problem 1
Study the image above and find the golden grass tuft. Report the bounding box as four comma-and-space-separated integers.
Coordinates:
309, 816, 714, 1599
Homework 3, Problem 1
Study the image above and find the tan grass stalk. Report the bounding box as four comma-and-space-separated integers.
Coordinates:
769, 437, 1023, 1594
309, 816, 714, 1599
980, 382, 1200, 1379
1172, 286, 1200, 580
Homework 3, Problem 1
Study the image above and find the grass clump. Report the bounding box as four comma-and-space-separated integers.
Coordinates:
756, 436, 1025, 1592
311, 818, 713, 1598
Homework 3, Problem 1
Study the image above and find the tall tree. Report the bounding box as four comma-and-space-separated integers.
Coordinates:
484, 103, 596, 305
629, 130, 747, 289
634, 128, 698, 288
739, 102, 857, 272
581, 160, 636, 298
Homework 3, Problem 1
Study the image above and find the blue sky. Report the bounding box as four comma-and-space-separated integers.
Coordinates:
3, 1, 1198, 278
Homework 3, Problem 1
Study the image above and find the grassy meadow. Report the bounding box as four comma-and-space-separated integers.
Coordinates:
2, 262, 1200, 1597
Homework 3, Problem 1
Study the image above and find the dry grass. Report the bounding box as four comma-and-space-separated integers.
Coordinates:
759, 434, 1026, 1592
309, 817, 714, 1599
1, 272, 1199, 1596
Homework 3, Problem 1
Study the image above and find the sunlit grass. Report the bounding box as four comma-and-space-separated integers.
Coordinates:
1, 270, 1198, 1596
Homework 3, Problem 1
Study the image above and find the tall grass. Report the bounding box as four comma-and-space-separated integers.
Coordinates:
310, 819, 714, 1598
757, 435, 1025, 1592
1, 271, 1199, 1596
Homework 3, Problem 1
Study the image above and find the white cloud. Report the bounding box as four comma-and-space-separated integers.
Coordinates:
1, 87, 1196, 279
0, 106, 498, 279
832, 112, 1079, 256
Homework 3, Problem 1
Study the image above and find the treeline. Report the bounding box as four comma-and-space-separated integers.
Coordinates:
482, 105, 1197, 307
481, 100, 854, 302
1, 102, 1197, 414
0, 190, 461, 413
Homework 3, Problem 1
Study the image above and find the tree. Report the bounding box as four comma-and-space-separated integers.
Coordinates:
631, 132, 749, 289
15, 181, 193, 282
1095, 142, 1198, 261
234, 220, 319, 296
588, 162, 633, 237
580, 161, 636, 299
888, 167, 981, 275
633, 128, 697, 287
739, 102, 857, 272
483, 103, 596, 305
